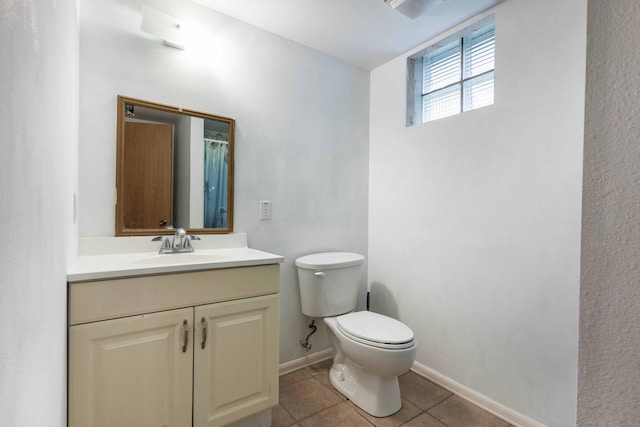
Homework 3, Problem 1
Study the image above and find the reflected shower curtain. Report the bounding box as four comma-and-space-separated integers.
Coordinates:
204, 141, 228, 228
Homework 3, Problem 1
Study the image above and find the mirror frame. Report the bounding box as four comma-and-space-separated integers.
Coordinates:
115, 95, 234, 236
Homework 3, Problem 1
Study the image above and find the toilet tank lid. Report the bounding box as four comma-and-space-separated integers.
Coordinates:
295, 252, 364, 269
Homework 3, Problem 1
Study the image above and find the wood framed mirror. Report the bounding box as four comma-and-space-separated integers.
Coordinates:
115, 95, 234, 236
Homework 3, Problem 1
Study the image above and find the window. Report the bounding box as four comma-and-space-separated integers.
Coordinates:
407, 17, 495, 125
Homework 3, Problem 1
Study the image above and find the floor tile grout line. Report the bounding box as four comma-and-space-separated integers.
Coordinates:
281, 366, 504, 427
401, 387, 454, 414
277, 402, 297, 427
429, 393, 456, 410
308, 372, 350, 403
419, 394, 459, 427
397, 408, 429, 427
289, 396, 343, 423
291, 399, 365, 426
352, 404, 378, 427
282, 376, 382, 427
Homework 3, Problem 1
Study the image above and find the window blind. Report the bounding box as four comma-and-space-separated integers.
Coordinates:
423, 40, 461, 94
420, 22, 495, 123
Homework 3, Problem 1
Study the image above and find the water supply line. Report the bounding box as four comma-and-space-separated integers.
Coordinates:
299, 320, 317, 352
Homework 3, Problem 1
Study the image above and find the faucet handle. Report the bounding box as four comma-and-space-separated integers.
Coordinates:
188, 235, 201, 241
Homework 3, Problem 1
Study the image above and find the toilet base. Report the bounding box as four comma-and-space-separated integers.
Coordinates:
328, 359, 402, 417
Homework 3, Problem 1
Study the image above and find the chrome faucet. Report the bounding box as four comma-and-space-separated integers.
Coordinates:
152, 228, 201, 254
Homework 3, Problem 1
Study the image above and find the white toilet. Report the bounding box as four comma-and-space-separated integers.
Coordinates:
295, 252, 417, 417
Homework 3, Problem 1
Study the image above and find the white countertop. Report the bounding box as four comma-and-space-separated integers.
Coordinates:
67, 233, 284, 282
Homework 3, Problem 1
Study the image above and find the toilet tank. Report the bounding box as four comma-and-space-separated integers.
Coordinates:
295, 252, 365, 317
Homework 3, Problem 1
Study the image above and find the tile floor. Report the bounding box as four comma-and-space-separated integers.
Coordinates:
272, 360, 514, 427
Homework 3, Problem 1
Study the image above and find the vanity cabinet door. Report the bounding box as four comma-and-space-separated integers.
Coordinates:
193, 294, 279, 427
69, 308, 194, 427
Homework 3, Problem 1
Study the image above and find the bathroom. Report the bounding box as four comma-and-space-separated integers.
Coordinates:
1, 0, 639, 426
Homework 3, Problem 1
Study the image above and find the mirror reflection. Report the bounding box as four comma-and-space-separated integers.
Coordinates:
116, 96, 234, 236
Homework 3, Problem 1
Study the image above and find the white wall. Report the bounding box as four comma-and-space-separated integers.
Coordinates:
174, 114, 192, 228
189, 117, 205, 228
78, 0, 369, 363
368, 0, 586, 425
0, 0, 78, 426
578, 1, 640, 425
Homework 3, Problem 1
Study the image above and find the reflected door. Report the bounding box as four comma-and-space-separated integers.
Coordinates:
123, 122, 173, 228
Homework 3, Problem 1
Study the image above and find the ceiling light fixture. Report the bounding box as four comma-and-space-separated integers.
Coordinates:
384, 0, 445, 20
140, 5, 186, 50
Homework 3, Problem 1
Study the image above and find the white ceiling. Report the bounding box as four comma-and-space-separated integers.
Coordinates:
193, 0, 503, 70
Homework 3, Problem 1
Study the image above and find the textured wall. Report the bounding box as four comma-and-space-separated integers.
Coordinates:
578, 1, 640, 425
369, 0, 587, 425
0, 0, 78, 426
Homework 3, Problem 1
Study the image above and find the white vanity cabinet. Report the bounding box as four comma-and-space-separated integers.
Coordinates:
193, 295, 278, 426
68, 264, 280, 427
69, 307, 195, 427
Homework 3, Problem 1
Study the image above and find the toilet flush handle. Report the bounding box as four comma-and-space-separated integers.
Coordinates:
314, 271, 326, 277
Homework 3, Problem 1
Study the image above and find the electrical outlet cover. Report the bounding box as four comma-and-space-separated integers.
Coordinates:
260, 200, 272, 220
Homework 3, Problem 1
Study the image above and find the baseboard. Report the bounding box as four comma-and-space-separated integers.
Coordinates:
279, 348, 333, 376
411, 361, 546, 427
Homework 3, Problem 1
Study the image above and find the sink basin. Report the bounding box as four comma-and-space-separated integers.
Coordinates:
131, 253, 227, 266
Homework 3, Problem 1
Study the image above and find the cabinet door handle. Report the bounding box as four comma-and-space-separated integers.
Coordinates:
182, 319, 189, 353
201, 317, 208, 349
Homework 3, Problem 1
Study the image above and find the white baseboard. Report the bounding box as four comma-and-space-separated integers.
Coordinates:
411, 361, 546, 427
279, 348, 333, 376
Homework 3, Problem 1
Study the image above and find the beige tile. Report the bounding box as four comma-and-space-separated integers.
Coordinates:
308, 358, 350, 401
310, 368, 332, 387
280, 367, 313, 387
401, 412, 447, 427
312, 371, 348, 401
349, 398, 423, 427
309, 358, 333, 372
272, 404, 296, 427
298, 402, 374, 427
399, 372, 452, 411
427, 395, 509, 427
279, 377, 342, 420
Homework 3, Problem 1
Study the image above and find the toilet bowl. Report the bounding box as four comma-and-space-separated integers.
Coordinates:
324, 312, 417, 417
295, 252, 417, 417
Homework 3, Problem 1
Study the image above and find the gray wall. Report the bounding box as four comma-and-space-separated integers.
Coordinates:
78, 0, 370, 364
11, 1, 640, 425
578, 1, 640, 425
0, 0, 78, 426
368, 0, 587, 425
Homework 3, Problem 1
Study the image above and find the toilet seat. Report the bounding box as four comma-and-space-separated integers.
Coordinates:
336, 311, 415, 350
